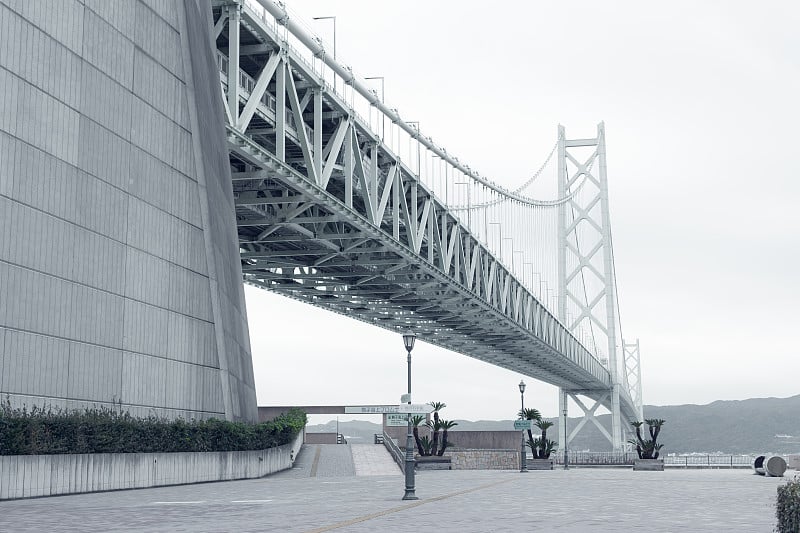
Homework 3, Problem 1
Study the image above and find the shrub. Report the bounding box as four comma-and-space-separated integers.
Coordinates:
0, 399, 306, 455
776, 479, 800, 533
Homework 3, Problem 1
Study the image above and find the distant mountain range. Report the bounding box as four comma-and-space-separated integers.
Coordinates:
307, 394, 800, 454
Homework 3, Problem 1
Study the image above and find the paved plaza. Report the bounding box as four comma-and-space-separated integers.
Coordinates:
0, 445, 791, 532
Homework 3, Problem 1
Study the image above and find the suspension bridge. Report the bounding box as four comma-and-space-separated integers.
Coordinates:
215, 0, 644, 450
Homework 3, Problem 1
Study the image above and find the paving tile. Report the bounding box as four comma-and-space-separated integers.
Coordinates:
0, 465, 788, 532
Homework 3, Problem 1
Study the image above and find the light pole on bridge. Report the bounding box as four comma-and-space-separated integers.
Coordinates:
312, 16, 336, 92
364, 76, 385, 140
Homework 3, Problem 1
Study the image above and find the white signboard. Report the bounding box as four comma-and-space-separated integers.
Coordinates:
386, 413, 408, 427
343, 404, 434, 415
345, 405, 403, 414
398, 404, 434, 414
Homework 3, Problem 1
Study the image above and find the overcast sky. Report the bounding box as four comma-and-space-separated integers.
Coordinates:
246, 0, 800, 424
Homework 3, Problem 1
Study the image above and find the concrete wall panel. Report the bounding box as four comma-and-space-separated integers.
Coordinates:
6, 0, 85, 56
84, 0, 135, 38
80, 63, 133, 140
129, 147, 200, 225
133, 48, 187, 127
77, 117, 132, 191
82, 8, 134, 90
133, 1, 183, 77
0, 4, 82, 109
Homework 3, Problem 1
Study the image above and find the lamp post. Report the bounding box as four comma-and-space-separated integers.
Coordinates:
402, 330, 418, 500
563, 402, 569, 470
519, 380, 528, 473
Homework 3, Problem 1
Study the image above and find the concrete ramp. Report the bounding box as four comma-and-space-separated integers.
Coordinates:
351, 444, 401, 476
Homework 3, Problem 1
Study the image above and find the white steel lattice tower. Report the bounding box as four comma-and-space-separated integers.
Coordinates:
623, 339, 644, 422
557, 122, 624, 451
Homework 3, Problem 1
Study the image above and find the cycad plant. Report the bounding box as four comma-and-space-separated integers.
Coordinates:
437, 420, 458, 456
628, 419, 665, 459
533, 420, 556, 459
518, 407, 542, 448
410, 415, 426, 455
426, 402, 447, 456
410, 402, 456, 457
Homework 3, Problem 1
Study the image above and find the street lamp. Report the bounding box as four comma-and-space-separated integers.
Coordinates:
519, 380, 528, 473
401, 329, 418, 500
563, 401, 569, 470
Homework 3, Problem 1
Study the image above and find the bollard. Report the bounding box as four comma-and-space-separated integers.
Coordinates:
754, 455, 787, 477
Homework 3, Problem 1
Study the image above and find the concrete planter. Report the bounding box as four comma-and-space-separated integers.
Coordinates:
633, 459, 665, 471
0, 432, 304, 500
527, 458, 555, 470
415, 456, 452, 470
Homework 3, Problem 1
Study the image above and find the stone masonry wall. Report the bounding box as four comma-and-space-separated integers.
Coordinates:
446, 449, 520, 470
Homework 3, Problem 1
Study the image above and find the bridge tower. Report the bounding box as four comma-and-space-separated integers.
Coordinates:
557, 123, 630, 452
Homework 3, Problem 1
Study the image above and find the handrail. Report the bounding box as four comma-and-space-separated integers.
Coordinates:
382, 431, 405, 473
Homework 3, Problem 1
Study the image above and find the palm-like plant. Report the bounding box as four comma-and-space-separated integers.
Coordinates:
418, 435, 432, 456
429, 402, 446, 424
518, 407, 542, 446
645, 418, 665, 442
630, 419, 666, 459
437, 420, 458, 456
534, 420, 555, 459
426, 419, 445, 456
527, 437, 557, 459
411, 415, 426, 456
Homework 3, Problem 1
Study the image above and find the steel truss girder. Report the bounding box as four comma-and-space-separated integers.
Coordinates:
215, 0, 629, 410
228, 126, 609, 393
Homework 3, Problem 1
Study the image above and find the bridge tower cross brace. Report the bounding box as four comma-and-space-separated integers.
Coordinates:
557, 122, 624, 452
623, 339, 644, 422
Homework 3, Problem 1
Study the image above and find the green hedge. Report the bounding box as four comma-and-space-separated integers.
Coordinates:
776, 479, 800, 533
0, 401, 306, 455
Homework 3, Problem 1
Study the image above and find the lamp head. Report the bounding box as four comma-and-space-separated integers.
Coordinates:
518, 380, 526, 394
402, 330, 417, 352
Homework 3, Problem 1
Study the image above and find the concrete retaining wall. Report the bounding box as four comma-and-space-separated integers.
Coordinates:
385, 428, 521, 451
446, 449, 519, 470
0, 431, 303, 500
305, 433, 338, 444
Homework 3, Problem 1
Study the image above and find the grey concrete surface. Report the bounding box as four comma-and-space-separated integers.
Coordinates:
0, 468, 784, 532
0, 0, 256, 421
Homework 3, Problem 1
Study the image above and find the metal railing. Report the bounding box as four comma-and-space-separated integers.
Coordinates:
551, 452, 757, 468
382, 431, 405, 473
554, 452, 637, 466
663, 455, 755, 468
